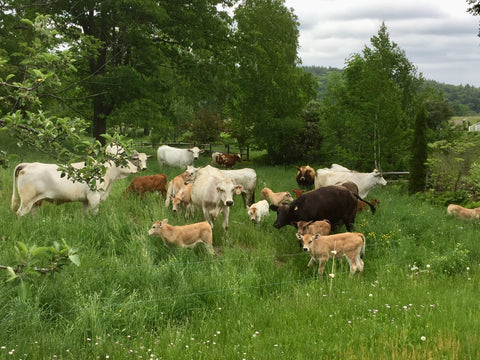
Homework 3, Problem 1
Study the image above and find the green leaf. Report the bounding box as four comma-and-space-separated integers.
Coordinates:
6, 267, 17, 282
68, 254, 81, 267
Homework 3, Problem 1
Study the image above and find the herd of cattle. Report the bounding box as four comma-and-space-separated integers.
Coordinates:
9, 144, 479, 279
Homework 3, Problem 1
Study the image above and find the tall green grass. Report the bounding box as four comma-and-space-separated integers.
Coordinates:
0, 138, 478, 359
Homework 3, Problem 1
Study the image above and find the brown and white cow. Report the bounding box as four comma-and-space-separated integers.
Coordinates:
171, 183, 194, 218
123, 174, 167, 199
246, 200, 270, 223
296, 165, 315, 189
148, 219, 213, 254
211, 152, 242, 169
11, 160, 137, 216
447, 204, 480, 221
298, 232, 365, 279
260, 187, 293, 206
315, 164, 387, 198
165, 166, 198, 207
190, 165, 243, 231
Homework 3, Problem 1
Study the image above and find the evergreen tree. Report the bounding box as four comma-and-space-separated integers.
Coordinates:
409, 104, 428, 194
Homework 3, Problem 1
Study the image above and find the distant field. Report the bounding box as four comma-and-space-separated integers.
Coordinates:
0, 138, 479, 359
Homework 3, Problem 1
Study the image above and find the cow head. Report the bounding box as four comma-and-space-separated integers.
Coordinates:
373, 169, 387, 186
296, 233, 319, 252
184, 165, 198, 184
130, 150, 151, 171
148, 219, 168, 236
234, 153, 242, 162
246, 204, 258, 222
216, 179, 243, 207
270, 204, 295, 229
188, 147, 204, 160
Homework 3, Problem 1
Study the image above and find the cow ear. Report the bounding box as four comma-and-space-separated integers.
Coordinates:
234, 185, 243, 195
269, 204, 278, 212
216, 186, 221, 193
162, 218, 168, 225
313, 233, 321, 240
295, 232, 302, 240
291, 221, 298, 228
147, 154, 153, 158
296, 166, 300, 171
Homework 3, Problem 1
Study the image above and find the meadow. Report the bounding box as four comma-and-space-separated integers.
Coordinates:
0, 138, 479, 359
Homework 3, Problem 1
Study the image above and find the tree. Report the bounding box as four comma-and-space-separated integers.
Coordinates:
320, 23, 423, 171
409, 104, 428, 194
229, 0, 316, 162
467, 0, 480, 37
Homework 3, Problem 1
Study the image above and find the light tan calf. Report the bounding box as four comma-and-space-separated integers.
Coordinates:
148, 219, 213, 254
165, 166, 197, 207
295, 220, 332, 249
298, 232, 365, 279
171, 183, 194, 218
447, 204, 480, 220
260, 187, 293, 206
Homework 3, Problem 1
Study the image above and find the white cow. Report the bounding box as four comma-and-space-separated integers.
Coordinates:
190, 165, 243, 231
314, 164, 387, 198
105, 144, 151, 171
219, 168, 257, 207
11, 161, 137, 216
157, 145, 203, 168
246, 200, 270, 223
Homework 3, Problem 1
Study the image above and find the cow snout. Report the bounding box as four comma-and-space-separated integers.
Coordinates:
226, 200, 234, 206
303, 247, 309, 252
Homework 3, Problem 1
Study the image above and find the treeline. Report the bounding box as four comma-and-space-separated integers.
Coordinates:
304, 66, 480, 115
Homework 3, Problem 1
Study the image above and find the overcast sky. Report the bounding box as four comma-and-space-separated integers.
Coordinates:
284, 0, 480, 87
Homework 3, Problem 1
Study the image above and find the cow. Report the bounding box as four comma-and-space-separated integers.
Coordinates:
148, 219, 214, 254
219, 168, 257, 207
105, 144, 151, 171
190, 165, 243, 231
269, 185, 360, 232
211, 152, 242, 169
291, 189, 306, 198
295, 219, 332, 249
171, 183, 194, 218
123, 174, 167, 199
314, 164, 387, 198
296, 165, 315, 189
338, 181, 376, 214
297, 232, 365, 279
246, 200, 270, 223
260, 187, 294, 206
11, 160, 137, 216
358, 197, 380, 212
157, 145, 203, 168
165, 166, 198, 207
447, 204, 480, 221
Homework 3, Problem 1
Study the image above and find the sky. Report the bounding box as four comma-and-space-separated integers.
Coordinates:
284, 0, 480, 87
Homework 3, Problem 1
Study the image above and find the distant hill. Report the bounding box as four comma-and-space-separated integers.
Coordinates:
303, 66, 480, 116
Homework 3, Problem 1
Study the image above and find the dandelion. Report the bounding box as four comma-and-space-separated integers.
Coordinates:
331, 250, 337, 255
426, 264, 430, 269
421, 336, 426, 341
369, 293, 373, 297
274, 344, 278, 347
329, 273, 335, 278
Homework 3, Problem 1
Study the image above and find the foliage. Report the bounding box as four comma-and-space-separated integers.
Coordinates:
188, 107, 223, 144
431, 243, 470, 276
409, 104, 428, 194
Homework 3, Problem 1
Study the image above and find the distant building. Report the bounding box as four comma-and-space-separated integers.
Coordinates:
468, 121, 480, 132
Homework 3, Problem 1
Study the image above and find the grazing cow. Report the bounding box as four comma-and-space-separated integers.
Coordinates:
171, 183, 194, 218
269, 185, 359, 232
260, 187, 294, 206
357, 197, 380, 212
219, 168, 257, 207
295, 219, 332, 249
157, 145, 203, 168
165, 166, 198, 207
148, 219, 213, 254
11, 161, 137, 216
105, 144, 151, 171
246, 200, 270, 223
297, 232, 365, 278
296, 165, 315, 188
190, 165, 243, 231
315, 164, 387, 198
123, 174, 167, 199
211, 152, 242, 169
447, 204, 480, 221
291, 189, 306, 198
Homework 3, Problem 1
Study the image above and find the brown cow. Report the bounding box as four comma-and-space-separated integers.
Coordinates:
298, 232, 365, 279
291, 189, 306, 198
211, 152, 242, 169
124, 174, 167, 199
447, 204, 480, 220
148, 219, 214, 254
357, 197, 380, 212
296, 165, 315, 189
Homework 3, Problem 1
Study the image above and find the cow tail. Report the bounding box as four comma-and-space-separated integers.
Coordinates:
359, 233, 366, 259
11, 164, 24, 212
355, 194, 376, 215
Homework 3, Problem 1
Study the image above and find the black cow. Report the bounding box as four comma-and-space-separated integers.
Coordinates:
296, 165, 315, 189
270, 185, 372, 232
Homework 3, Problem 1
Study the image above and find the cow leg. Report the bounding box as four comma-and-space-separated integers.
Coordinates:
221, 207, 230, 232
17, 199, 35, 216
317, 260, 326, 278
307, 257, 316, 267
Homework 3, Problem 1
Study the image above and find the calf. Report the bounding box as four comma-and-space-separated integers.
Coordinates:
357, 197, 380, 212
447, 204, 480, 220
171, 183, 194, 218
298, 232, 365, 279
296, 165, 315, 188
148, 219, 213, 254
124, 174, 167, 199
211, 152, 242, 169
165, 166, 197, 207
291, 189, 305, 198
260, 187, 293, 206
246, 200, 270, 223
295, 219, 332, 249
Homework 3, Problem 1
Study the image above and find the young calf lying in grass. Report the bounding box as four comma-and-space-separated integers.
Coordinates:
447, 204, 480, 221
297, 232, 365, 279
148, 219, 214, 254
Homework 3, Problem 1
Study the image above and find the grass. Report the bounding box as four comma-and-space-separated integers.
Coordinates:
0, 136, 479, 359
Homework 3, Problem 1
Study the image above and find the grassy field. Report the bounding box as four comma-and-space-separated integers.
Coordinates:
0, 138, 479, 359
